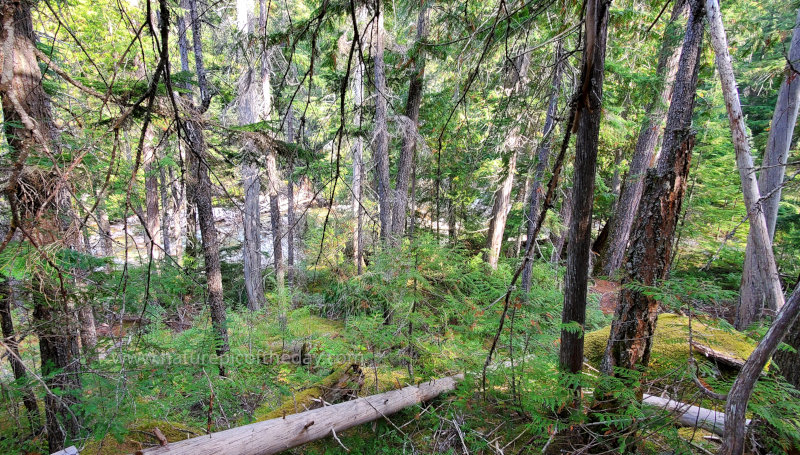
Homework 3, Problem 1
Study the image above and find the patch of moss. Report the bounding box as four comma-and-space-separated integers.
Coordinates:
584, 313, 757, 374
287, 307, 343, 337
81, 419, 203, 455
362, 366, 410, 393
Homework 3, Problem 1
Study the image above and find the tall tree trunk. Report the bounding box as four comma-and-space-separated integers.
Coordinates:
144, 125, 163, 262
706, 0, 785, 322
390, 3, 428, 242
352, 6, 366, 273
168, 166, 186, 263
736, 7, 800, 329
485, 151, 518, 269
159, 161, 172, 257
185, 0, 229, 364
485, 52, 531, 269
286, 107, 296, 288
597, 0, 687, 277
239, 67, 265, 312
373, 0, 391, 242
705, 1, 798, 452
96, 196, 113, 263
558, 0, 610, 390
177, 0, 198, 263
258, 0, 284, 289
521, 41, 564, 292
550, 186, 573, 264
0, 278, 41, 433
1, 1, 83, 450
601, 0, 703, 377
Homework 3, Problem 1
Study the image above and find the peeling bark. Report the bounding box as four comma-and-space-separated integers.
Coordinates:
602, 0, 703, 375
597, 0, 688, 277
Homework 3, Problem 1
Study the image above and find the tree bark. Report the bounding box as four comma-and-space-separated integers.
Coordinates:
144, 125, 163, 262
601, 0, 703, 375
178, 0, 199, 263
185, 0, 229, 363
159, 163, 172, 257
558, 0, 610, 387
597, 0, 688, 277
390, 3, 428, 242
139, 374, 463, 455
0, 278, 41, 433
238, 65, 266, 311
286, 107, 296, 288
706, 0, 785, 320
550, 187, 573, 264
521, 41, 564, 292
705, 1, 794, 452
96, 196, 113, 264
1, 1, 83, 450
485, 52, 532, 269
736, 7, 800, 329
773, 318, 800, 389
352, 7, 366, 273
485, 151, 518, 269
372, 0, 391, 242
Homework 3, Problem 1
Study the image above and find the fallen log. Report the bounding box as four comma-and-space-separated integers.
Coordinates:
643, 393, 750, 436
138, 374, 464, 455
255, 363, 364, 420
690, 341, 745, 369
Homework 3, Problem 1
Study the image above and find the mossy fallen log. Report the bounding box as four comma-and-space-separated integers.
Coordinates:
254, 363, 364, 420
138, 374, 464, 455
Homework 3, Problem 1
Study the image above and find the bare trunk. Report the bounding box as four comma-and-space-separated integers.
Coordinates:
485, 52, 532, 269
373, 0, 391, 242
266, 151, 284, 288
96, 196, 113, 262
144, 126, 162, 261
601, 0, 703, 375
736, 7, 800, 329
186, 0, 229, 363
705, 1, 792, 452
485, 151, 518, 269
286, 108, 296, 287
597, 0, 688, 277
178, 0, 198, 263
1, 2, 83, 450
159, 164, 172, 257
0, 278, 41, 433
239, 65, 266, 311
550, 187, 573, 264
559, 0, 610, 388
390, 3, 427, 242
521, 41, 564, 291
706, 0, 785, 318
352, 6, 366, 273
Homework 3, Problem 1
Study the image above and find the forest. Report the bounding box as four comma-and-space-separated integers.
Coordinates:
1, 0, 800, 452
